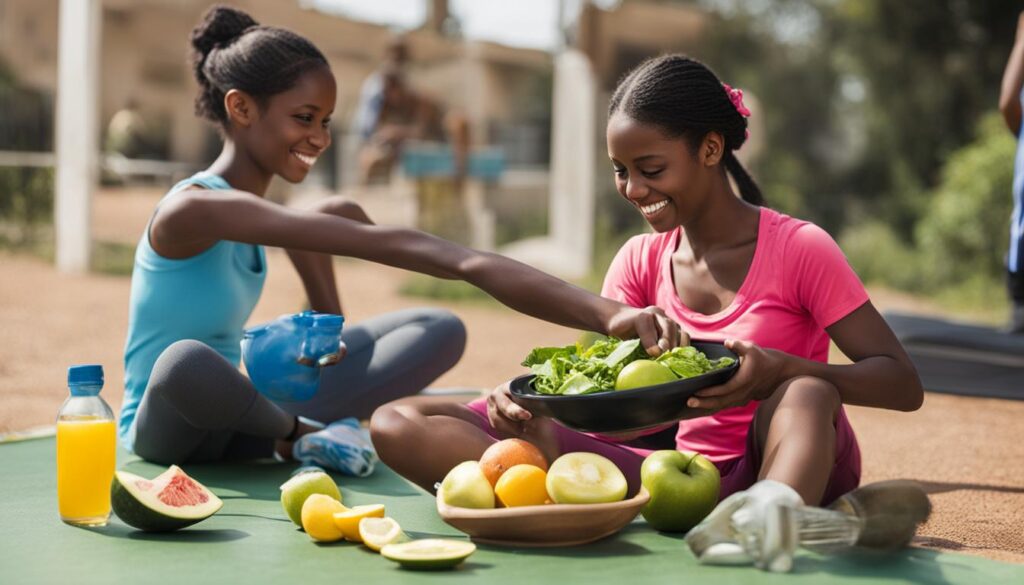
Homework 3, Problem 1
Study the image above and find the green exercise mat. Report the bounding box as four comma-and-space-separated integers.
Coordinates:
1, 436, 1021, 584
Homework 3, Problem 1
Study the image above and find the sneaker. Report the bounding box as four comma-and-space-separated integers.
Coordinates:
292, 417, 378, 477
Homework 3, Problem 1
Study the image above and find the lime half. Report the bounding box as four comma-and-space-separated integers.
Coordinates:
380, 539, 476, 570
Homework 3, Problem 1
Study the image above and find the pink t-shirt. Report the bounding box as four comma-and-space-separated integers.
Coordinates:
601, 207, 869, 462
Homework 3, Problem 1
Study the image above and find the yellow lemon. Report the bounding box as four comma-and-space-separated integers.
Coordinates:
359, 516, 407, 552
300, 493, 348, 542
494, 464, 550, 507
333, 504, 386, 542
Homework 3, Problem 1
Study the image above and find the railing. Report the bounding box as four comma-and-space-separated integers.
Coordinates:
0, 151, 200, 183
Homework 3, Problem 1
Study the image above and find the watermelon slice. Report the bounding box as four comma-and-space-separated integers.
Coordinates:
111, 465, 222, 532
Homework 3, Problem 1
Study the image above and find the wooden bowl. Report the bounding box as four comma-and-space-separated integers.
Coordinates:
436, 487, 650, 547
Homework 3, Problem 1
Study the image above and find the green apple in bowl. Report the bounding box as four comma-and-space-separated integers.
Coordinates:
615, 360, 678, 391
640, 450, 720, 532
438, 461, 495, 509
576, 330, 609, 352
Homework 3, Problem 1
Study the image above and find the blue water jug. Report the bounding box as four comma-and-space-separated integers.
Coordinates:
241, 311, 344, 402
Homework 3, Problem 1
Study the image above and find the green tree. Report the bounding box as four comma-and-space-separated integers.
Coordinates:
916, 113, 1015, 288
829, 0, 1020, 237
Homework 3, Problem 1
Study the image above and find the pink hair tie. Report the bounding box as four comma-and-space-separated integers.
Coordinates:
722, 83, 751, 118
722, 82, 751, 142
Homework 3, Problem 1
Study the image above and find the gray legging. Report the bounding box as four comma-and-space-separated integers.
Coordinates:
132, 308, 466, 464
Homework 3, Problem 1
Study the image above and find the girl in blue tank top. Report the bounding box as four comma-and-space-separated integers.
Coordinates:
124, 6, 683, 474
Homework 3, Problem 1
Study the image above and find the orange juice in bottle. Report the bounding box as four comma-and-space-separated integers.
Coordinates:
57, 364, 116, 527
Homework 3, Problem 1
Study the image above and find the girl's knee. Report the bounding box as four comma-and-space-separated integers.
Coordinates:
369, 403, 422, 460
421, 309, 467, 363
149, 340, 217, 396
772, 376, 841, 417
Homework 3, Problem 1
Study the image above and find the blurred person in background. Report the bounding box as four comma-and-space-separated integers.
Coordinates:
999, 11, 1024, 334
353, 36, 469, 186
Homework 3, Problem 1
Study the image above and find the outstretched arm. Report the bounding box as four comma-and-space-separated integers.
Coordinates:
153, 189, 683, 353
1000, 12, 1024, 135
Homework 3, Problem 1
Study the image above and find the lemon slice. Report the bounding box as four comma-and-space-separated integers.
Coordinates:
358, 516, 407, 552
380, 539, 476, 570
332, 504, 385, 542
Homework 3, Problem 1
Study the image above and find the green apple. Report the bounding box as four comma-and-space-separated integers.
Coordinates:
576, 330, 609, 352
615, 360, 678, 390
546, 452, 628, 504
280, 469, 342, 526
640, 450, 720, 532
438, 461, 495, 509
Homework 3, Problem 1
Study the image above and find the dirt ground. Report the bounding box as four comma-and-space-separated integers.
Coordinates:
1, 188, 1022, 564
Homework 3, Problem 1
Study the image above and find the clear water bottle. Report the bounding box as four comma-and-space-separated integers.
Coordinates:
687, 480, 931, 572
56, 364, 116, 527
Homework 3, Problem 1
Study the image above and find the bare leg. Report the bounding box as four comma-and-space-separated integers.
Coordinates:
370, 396, 563, 493
753, 376, 841, 505
371, 396, 494, 492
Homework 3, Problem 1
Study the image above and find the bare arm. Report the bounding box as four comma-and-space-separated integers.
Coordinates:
689, 302, 923, 412
153, 189, 682, 351
284, 197, 377, 315
1000, 12, 1024, 135
780, 302, 922, 411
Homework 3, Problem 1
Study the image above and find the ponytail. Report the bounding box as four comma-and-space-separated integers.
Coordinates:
723, 151, 763, 205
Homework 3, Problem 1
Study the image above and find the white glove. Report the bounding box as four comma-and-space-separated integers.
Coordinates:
685, 479, 804, 573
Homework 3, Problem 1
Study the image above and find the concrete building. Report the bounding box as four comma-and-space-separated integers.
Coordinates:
1, 0, 553, 180
0, 0, 714, 274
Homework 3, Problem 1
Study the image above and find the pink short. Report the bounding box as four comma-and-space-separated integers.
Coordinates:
465, 398, 861, 505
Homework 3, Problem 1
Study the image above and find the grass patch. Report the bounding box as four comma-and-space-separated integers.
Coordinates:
91, 240, 136, 276
0, 232, 135, 277
398, 274, 498, 305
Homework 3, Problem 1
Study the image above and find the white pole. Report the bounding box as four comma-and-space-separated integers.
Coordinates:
548, 48, 595, 278
54, 0, 101, 273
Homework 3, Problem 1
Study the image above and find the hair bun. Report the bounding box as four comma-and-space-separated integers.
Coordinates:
191, 5, 258, 57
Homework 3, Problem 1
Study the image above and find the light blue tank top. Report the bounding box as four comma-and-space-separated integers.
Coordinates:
121, 172, 267, 448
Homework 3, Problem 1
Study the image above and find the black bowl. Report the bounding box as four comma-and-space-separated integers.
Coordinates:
508, 341, 739, 433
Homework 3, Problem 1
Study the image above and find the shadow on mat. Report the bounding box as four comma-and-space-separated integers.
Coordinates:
791, 548, 968, 584
471, 525, 653, 558
94, 523, 249, 543
914, 480, 1024, 496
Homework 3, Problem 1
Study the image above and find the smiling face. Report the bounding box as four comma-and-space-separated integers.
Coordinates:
233, 65, 337, 184
606, 112, 722, 232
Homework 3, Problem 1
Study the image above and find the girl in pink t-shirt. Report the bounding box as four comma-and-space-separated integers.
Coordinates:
372, 55, 922, 506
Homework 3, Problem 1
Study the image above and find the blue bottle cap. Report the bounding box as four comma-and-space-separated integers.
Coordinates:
68, 364, 104, 396
312, 313, 344, 329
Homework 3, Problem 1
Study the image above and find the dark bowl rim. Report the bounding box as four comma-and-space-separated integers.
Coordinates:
509, 340, 739, 401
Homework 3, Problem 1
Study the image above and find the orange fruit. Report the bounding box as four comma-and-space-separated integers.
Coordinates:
494, 464, 550, 507
479, 438, 548, 487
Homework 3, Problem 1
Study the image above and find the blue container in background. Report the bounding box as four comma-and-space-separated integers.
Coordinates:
401, 145, 505, 181
241, 311, 344, 402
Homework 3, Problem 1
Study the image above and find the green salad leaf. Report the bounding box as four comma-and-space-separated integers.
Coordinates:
521, 337, 736, 395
